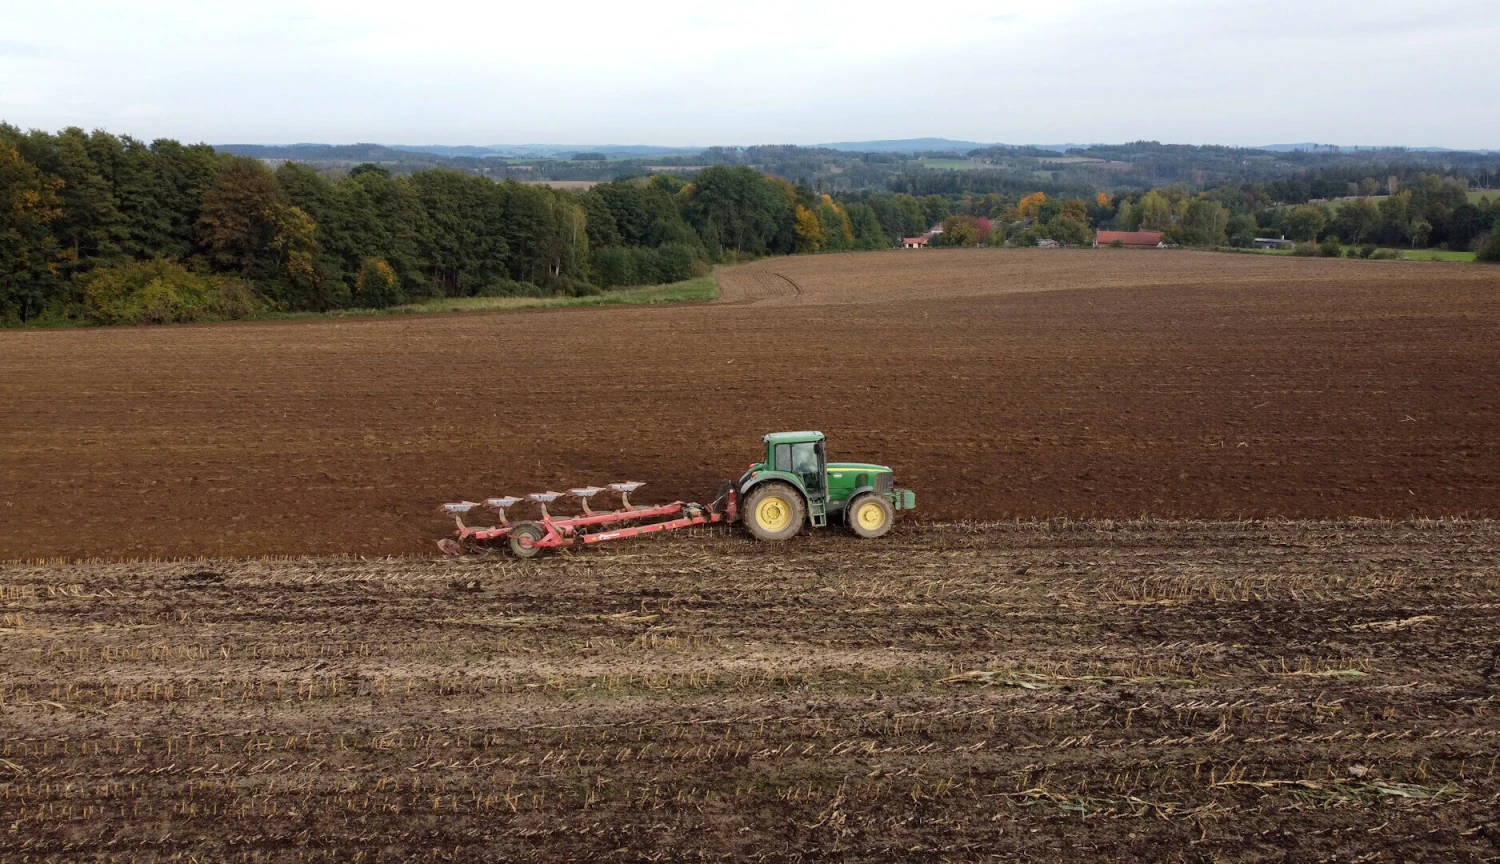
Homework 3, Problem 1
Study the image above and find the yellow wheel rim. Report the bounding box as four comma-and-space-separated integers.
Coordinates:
856, 501, 886, 531
755, 495, 792, 532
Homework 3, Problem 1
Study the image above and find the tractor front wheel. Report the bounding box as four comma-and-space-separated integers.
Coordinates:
743, 483, 805, 542
508, 522, 546, 559
847, 494, 894, 539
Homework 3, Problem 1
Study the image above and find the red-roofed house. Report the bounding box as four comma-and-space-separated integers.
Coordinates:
901, 235, 931, 248
1094, 230, 1166, 248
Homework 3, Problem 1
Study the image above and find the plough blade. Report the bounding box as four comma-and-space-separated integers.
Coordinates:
608, 482, 646, 510
569, 487, 605, 516
437, 480, 737, 558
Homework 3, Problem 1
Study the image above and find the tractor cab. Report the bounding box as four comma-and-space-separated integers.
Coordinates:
763, 431, 827, 508
737, 431, 915, 541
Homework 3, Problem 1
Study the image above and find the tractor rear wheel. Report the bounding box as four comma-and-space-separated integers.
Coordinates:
508, 522, 546, 559
743, 483, 805, 542
847, 494, 894, 539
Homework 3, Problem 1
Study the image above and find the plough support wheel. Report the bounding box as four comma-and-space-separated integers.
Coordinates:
508, 522, 546, 559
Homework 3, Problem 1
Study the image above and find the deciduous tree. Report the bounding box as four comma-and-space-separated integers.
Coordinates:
0, 141, 64, 321
940, 214, 981, 247
793, 205, 826, 253
199, 156, 285, 279
1017, 192, 1046, 222
1173, 197, 1230, 246
1281, 204, 1328, 242
1138, 190, 1174, 231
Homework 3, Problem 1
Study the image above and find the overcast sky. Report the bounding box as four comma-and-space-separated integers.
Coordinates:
2, 0, 1497, 148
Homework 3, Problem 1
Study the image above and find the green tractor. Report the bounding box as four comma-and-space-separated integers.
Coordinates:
737, 431, 916, 541
437, 430, 915, 557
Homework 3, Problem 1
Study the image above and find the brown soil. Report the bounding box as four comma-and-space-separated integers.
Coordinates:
2, 249, 1499, 559
2, 522, 1497, 861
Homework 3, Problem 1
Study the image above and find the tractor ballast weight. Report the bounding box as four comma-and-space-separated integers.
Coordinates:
437, 431, 915, 557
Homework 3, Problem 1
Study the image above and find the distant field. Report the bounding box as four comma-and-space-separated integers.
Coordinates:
1222, 246, 1476, 262
917, 158, 984, 170
517, 179, 599, 190
1310, 191, 1498, 206
1392, 248, 1477, 262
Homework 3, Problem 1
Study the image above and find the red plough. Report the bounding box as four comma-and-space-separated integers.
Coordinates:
438, 482, 737, 558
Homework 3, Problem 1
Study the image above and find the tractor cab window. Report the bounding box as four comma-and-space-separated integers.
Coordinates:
772, 441, 824, 495
792, 442, 823, 494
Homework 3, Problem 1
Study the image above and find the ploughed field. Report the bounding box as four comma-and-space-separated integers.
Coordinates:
2, 522, 1498, 861
3, 249, 1500, 559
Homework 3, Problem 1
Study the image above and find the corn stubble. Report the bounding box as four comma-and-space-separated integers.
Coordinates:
2, 519, 1497, 861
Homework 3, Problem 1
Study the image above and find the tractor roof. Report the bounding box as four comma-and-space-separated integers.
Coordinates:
763, 431, 825, 445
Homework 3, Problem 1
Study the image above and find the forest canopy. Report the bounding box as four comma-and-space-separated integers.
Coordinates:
3, 125, 1499, 325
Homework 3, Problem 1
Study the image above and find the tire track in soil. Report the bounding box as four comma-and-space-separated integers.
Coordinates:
713, 267, 802, 303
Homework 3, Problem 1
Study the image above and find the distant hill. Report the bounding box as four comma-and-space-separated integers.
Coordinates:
1255, 143, 1497, 154
216, 143, 425, 162
215, 142, 706, 161
815, 138, 993, 153
217, 140, 1497, 163
391, 144, 705, 159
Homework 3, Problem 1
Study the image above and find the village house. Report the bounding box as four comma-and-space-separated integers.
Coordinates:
901, 223, 948, 248
1093, 230, 1166, 248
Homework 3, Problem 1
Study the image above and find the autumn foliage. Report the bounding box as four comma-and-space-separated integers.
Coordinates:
1017, 192, 1047, 222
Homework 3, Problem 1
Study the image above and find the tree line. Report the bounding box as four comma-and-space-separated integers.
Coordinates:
0, 126, 873, 324
5, 126, 1499, 325
857, 180, 1500, 257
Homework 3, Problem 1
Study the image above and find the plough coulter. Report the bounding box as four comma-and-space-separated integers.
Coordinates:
438, 431, 917, 558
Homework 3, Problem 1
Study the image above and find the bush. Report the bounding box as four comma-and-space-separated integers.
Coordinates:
1370, 248, 1401, 260
1292, 242, 1319, 257
1318, 236, 1343, 258
591, 247, 639, 288
353, 258, 404, 309
1108, 239, 1125, 249
1228, 233, 1255, 249
476, 278, 547, 298
590, 243, 702, 289
542, 274, 600, 297
213, 279, 262, 318
1478, 231, 1500, 263
649, 243, 699, 284
1359, 244, 1378, 259
74, 259, 263, 325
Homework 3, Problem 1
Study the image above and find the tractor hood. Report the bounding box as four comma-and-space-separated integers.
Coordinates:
826, 463, 892, 474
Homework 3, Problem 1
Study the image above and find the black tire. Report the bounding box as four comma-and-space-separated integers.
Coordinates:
846, 493, 894, 539
508, 522, 546, 558
742, 482, 806, 542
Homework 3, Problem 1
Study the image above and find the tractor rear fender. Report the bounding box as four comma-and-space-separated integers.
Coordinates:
740, 471, 808, 503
